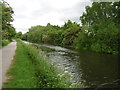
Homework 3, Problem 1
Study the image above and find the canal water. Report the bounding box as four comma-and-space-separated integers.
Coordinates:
33, 43, 120, 88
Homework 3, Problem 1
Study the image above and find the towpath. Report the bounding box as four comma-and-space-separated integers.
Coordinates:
0, 41, 17, 89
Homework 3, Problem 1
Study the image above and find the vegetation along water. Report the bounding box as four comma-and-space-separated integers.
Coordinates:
1, 0, 120, 88
22, 2, 120, 54
21, 2, 120, 88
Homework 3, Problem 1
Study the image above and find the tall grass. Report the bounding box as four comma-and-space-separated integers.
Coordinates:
25, 42, 72, 88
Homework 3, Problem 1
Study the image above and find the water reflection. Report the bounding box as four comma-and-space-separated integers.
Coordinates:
33, 43, 120, 88
78, 51, 120, 88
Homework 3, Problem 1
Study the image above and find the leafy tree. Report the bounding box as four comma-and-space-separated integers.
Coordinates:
76, 1, 120, 54
61, 20, 80, 46
15, 32, 22, 39
0, 0, 16, 40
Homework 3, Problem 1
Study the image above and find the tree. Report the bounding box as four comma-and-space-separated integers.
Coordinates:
15, 32, 22, 39
77, 1, 120, 54
61, 20, 80, 46
0, 0, 16, 40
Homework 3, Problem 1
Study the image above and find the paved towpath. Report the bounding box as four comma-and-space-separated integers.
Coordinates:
0, 41, 17, 89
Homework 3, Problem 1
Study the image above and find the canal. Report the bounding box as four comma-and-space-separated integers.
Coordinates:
33, 43, 120, 88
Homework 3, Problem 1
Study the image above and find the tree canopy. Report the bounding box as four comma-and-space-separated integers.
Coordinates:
76, 2, 120, 54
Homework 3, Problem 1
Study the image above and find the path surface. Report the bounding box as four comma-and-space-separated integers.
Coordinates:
0, 41, 17, 89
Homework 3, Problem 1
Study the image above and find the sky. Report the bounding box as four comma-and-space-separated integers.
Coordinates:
6, 0, 92, 33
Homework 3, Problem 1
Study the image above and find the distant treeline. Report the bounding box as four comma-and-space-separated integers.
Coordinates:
22, 2, 120, 54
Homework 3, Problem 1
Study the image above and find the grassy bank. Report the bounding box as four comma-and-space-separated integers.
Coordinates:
4, 40, 74, 88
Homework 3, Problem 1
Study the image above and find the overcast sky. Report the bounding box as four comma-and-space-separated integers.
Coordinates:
6, 0, 92, 33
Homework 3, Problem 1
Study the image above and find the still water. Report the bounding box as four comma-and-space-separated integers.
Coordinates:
33, 43, 120, 88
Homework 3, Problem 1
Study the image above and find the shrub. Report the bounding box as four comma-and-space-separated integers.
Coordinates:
2, 40, 10, 47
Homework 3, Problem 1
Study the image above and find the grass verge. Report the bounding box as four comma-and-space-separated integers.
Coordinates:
3, 40, 38, 88
4, 40, 74, 88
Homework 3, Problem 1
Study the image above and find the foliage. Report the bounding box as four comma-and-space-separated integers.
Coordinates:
25, 42, 73, 88
61, 21, 80, 46
75, 2, 120, 54
0, 39, 10, 48
0, 1, 16, 40
15, 32, 22, 39
23, 20, 80, 47
22, 2, 120, 54
2, 39, 10, 46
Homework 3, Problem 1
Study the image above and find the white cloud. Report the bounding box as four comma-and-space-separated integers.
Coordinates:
6, 0, 91, 33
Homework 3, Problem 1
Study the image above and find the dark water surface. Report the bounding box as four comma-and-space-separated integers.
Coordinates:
33, 43, 120, 88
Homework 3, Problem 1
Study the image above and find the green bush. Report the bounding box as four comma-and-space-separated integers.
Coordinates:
91, 43, 101, 52
2, 40, 10, 47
